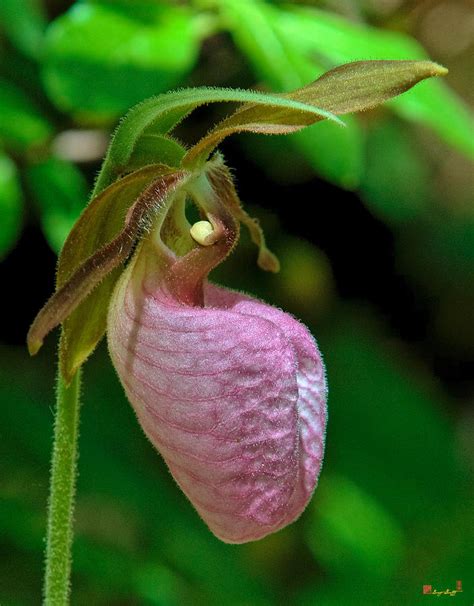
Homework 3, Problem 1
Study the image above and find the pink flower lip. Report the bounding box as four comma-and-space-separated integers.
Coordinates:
107, 157, 327, 543
108, 260, 327, 543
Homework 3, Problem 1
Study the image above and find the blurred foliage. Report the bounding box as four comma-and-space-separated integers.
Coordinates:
1, 0, 473, 604
0, 152, 23, 260
26, 157, 89, 252
0, 78, 52, 150
42, 2, 199, 118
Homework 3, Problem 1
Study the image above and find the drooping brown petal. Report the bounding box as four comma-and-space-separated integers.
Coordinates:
196, 155, 280, 273
28, 167, 188, 382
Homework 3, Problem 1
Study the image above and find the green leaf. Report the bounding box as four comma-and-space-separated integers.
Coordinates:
0, 0, 46, 58
183, 60, 447, 168
0, 78, 52, 150
0, 153, 23, 260
291, 122, 364, 190
217, 0, 313, 92
27, 165, 187, 382
216, 0, 364, 188
42, 3, 199, 118
275, 6, 474, 160
26, 158, 89, 253
390, 80, 474, 160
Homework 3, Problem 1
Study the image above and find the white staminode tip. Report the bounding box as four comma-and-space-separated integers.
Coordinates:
190, 220, 214, 246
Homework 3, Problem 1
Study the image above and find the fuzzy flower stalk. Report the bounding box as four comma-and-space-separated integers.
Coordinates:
27, 59, 447, 596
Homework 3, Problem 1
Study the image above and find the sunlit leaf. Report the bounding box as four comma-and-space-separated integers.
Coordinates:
0, 153, 23, 260
26, 157, 88, 253
0, 78, 52, 150
184, 60, 447, 167
42, 3, 199, 118
217, 0, 311, 92
216, 0, 364, 188
275, 6, 474, 160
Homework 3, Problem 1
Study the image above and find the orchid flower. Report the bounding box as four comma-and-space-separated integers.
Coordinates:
28, 61, 446, 552
106, 154, 327, 542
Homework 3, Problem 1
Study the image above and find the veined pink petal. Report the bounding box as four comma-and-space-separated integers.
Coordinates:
108, 252, 327, 543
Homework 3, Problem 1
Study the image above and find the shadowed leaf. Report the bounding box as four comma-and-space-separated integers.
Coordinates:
126, 132, 186, 173
26, 158, 88, 253
0, 153, 23, 260
0, 78, 52, 150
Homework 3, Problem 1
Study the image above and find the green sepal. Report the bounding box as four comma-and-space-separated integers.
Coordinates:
183, 60, 447, 168
28, 165, 188, 382
93, 87, 341, 194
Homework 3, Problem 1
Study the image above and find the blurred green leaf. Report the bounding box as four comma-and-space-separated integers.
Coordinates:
217, 0, 364, 188
360, 119, 433, 224
291, 121, 364, 189
273, 235, 334, 317
275, 6, 474, 160
0, 0, 46, 58
0, 78, 52, 150
0, 153, 23, 259
42, 2, 199, 118
308, 474, 404, 579
26, 157, 88, 253
402, 213, 474, 289
390, 80, 474, 160
217, 0, 312, 92
319, 310, 467, 523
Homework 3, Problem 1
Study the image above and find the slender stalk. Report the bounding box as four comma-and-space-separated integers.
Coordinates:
43, 366, 82, 605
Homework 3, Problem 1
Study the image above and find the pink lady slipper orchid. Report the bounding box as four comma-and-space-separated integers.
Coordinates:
107, 156, 327, 542
27, 60, 447, 544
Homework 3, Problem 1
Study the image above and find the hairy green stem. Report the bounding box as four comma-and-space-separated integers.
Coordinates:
43, 367, 82, 605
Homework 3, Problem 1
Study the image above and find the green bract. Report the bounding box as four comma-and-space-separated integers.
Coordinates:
27, 59, 447, 382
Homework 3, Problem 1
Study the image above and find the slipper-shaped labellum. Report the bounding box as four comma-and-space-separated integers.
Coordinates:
107, 158, 327, 543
